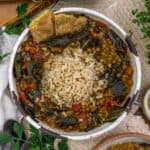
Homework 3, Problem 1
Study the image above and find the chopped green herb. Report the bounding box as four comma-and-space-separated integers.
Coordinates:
0, 132, 12, 144
21, 16, 30, 27
10, 142, 20, 150
3, 25, 21, 35
17, 2, 28, 17
132, 0, 150, 63
13, 122, 24, 138
0, 121, 68, 150
3, 1, 30, 35
58, 139, 69, 150
0, 53, 10, 62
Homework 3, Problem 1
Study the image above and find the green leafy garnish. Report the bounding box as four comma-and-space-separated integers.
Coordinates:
10, 142, 20, 150
0, 132, 12, 144
0, 121, 68, 150
17, 2, 28, 17
0, 53, 10, 63
3, 25, 21, 35
13, 122, 24, 138
21, 16, 30, 27
2, 1, 30, 35
29, 125, 55, 150
58, 139, 69, 150
132, 0, 150, 63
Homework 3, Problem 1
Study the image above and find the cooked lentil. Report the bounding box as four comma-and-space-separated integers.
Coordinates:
14, 13, 133, 131
107, 142, 150, 150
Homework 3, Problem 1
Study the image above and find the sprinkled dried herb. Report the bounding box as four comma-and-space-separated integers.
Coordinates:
132, 0, 150, 63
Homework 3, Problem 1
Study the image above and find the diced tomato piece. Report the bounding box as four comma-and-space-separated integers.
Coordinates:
77, 112, 88, 123
19, 91, 27, 101
51, 47, 62, 53
25, 46, 37, 55
72, 103, 81, 112
96, 22, 108, 30
37, 50, 43, 60
90, 30, 97, 39
23, 82, 36, 90
22, 61, 30, 69
105, 97, 115, 109
29, 82, 36, 89
125, 66, 133, 76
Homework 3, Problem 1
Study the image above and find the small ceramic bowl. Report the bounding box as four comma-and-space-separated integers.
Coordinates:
94, 133, 150, 150
143, 88, 150, 121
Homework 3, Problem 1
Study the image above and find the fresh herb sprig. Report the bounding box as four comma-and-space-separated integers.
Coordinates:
2, 1, 30, 35
0, 122, 68, 150
0, 53, 10, 63
132, 0, 150, 63
0, 2, 31, 62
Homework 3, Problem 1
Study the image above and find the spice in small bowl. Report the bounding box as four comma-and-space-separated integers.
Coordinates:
148, 96, 150, 110
143, 88, 150, 121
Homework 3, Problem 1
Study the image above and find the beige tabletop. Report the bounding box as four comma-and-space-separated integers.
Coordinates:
0, 1, 149, 150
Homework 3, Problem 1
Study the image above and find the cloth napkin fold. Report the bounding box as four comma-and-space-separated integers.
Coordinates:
0, 33, 19, 130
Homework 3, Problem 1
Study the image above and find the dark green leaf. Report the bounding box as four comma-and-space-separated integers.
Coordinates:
4, 25, 22, 35
13, 122, 23, 138
132, 9, 138, 15
147, 44, 150, 50
17, 2, 28, 17
29, 125, 39, 136
45, 136, 55, 150
0, 132, 12, 144
0, 53, 10, 62
132, 0, 150, 64
58, 139, 68, 150
10, 142, 20, 150
29, 145, 41, 150
148, 51, 150, 59
21, 16, 30, 27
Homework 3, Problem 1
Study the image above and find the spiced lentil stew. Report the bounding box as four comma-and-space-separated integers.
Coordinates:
107, 142, 150, 150
14, 13, 133, 132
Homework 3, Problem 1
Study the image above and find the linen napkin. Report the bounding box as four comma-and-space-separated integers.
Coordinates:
0, 32, 19, 130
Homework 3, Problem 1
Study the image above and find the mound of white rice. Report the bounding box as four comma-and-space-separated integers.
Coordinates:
42, 46, 106, 107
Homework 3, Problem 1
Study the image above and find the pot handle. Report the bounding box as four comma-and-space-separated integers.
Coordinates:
11, 91, 64, 139
126, 36, 138, 56
126, 90, 140, 113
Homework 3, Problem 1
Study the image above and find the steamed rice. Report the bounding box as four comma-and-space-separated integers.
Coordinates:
42, 46, 106, 107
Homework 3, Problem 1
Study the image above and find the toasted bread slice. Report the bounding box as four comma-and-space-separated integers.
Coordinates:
29, 10, 55, 43
55, 14, 87, 36
29, 11, 87, 43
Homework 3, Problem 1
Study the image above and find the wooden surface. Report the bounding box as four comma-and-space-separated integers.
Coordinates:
0, 0, 56, 27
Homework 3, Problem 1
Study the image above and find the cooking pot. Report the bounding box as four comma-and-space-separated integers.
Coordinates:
8, 7, 141, 140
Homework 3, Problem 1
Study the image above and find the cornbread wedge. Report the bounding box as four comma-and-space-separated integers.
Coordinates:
29, 10, 55, 43
29, 11, 87, 43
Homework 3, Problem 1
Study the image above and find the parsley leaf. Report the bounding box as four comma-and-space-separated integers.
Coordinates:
0, 121, 68, 150
3, 25, 21, 35
58, 139, 68, 150
29, 125, 39, 136
17, 2, 28, 17
3, 1, 30, 35
13, 122, 24, 138
0, 53, 10, 62
21, 16, 30, 27
0, 132, 12, 144
132, 0, 150, 63
10, 142, 20, 150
